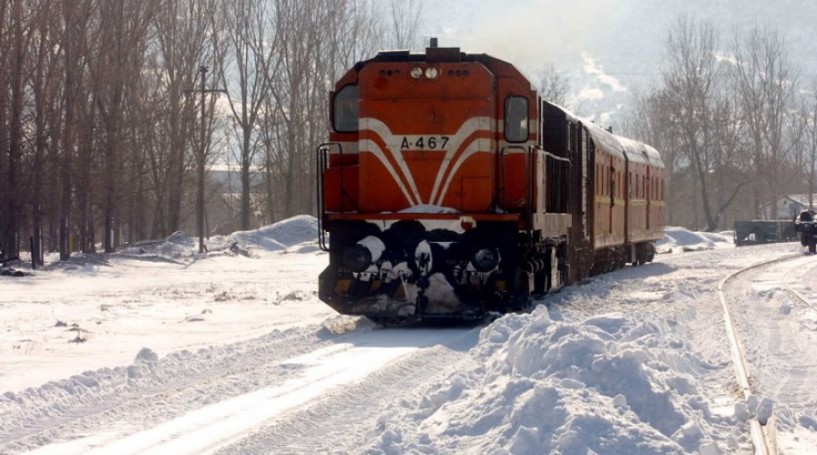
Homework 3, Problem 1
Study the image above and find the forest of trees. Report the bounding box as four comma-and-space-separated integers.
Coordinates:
625, 16, 817, 232
2, 3, 814, 264
0, 0, 423, 262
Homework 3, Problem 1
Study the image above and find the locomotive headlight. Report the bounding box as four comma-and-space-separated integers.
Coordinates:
424, 67, 439, 79
342, 236, 385, 273
471, 248, 500, 273
342, 245, 372, 273
410, 66, 423, 79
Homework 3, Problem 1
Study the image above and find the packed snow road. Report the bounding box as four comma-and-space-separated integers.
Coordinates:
3, 320, 479, 455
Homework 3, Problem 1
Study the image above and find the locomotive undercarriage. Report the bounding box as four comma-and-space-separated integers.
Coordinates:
319, 219, 567, 323
518, 232, 569, 297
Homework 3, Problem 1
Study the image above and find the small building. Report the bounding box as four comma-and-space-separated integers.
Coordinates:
760, 194, 817, 220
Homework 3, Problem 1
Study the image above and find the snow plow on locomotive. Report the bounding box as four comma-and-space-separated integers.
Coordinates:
316, 44, 665, 323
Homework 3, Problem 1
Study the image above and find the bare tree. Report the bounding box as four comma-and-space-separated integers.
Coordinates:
536, 63, 571, 107
0, 1, 8, 259
0, 0, 442, 262
58, 0, 94, 259
731, 26, 799, 219
28, 0, 65, 265
803, 83, 817, 210
383, 0, 424, 51
661, 16, 727, 231
92, 0, 157, 251
150, 0, 216, 239
215, 0, 277, 231
267, 0, 326, 216
3, 0, 27, 259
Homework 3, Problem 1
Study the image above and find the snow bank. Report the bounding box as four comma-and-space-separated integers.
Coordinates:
657, 227, 734, 254
214, 214, 318, 252
118, 215, 319, 261
364, 305, 742, 454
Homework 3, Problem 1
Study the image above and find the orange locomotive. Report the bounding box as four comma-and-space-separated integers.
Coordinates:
317, 43, 665, 323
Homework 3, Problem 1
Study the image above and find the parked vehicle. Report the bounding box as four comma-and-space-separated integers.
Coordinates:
794, 210, 817, 253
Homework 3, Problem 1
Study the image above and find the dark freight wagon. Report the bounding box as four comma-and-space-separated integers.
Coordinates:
734, 220, 797, 246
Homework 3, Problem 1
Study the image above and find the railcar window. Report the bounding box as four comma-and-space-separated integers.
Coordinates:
642, 175, 646, 199
504, 96, 528, 142
333, 84, 359, 133
609, 166, 615, 200
597, 165, 601, 195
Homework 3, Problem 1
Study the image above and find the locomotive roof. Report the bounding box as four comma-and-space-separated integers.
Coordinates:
368, 47, 494, 66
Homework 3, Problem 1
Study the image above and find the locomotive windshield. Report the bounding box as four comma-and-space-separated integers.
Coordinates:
333, 84, 359, 132
504, 96, 528, 142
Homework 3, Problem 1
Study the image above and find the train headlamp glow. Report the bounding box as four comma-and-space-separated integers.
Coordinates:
410, 66, 423, 79
424, 67, 439, 79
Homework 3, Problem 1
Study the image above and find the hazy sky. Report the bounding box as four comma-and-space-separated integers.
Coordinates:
425, 0, 817, 76
415, 0, 817, 124
430, 0, 625, 70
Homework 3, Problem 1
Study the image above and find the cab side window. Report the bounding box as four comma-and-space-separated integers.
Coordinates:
504, 96, 528, 143
333, 85, 359, 133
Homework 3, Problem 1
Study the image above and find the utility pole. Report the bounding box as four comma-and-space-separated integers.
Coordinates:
186, 65, 225, 254
198, 66, 207, 254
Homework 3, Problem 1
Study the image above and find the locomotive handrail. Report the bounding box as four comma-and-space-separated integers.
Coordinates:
526, 145, 535, 245
540, 148, 571, 163
316, 142, 343, 251
496, 147, 506, 211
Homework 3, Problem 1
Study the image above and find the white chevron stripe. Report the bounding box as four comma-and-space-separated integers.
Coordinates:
434, 138, 493, 206
359, 139, 420, 205
360, 117, 494, 206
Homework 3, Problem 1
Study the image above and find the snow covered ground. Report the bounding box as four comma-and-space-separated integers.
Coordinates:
1, 220, 816, 454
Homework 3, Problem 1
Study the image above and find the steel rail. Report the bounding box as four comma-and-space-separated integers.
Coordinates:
717, 253, 800, 455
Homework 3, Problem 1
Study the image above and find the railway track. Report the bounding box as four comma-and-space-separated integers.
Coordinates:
717, 252, 807, 455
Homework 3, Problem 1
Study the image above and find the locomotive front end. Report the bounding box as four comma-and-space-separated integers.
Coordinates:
317, 46, 533, 323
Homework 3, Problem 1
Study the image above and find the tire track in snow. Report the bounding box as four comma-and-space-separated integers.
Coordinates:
7, 325, 474, 455
0, 320, 363, 453
214, 327, 480, 454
